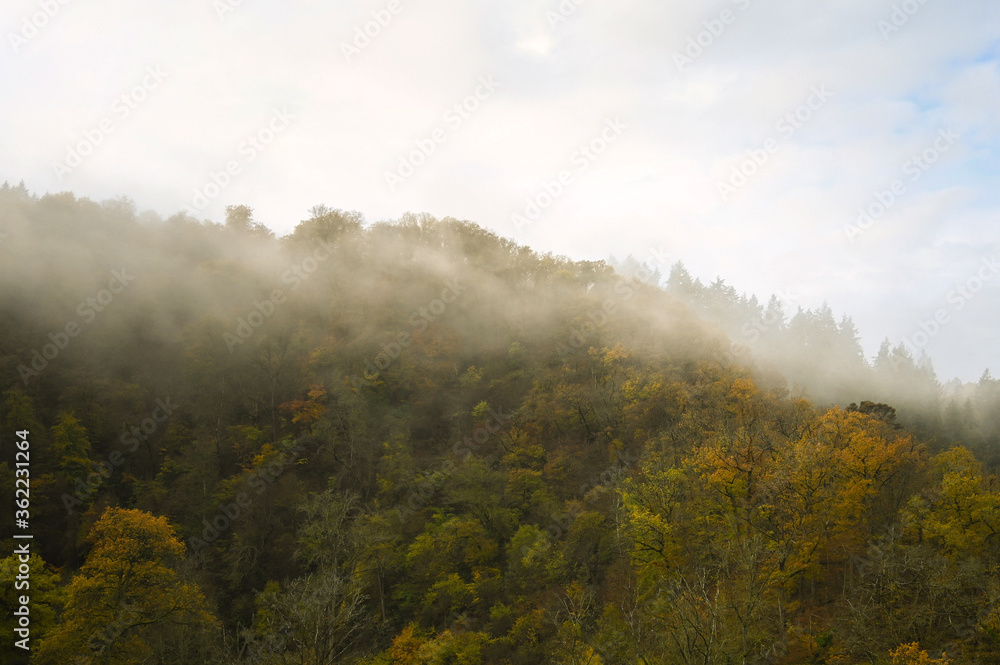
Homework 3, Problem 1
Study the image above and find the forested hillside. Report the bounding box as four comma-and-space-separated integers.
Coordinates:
1, 183, 998, 664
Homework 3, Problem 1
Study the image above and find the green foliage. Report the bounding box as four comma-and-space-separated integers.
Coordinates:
50, 412, 91, 481
1, 190, 999, 664
0, 553, 64, 661
33, 507, 217, 664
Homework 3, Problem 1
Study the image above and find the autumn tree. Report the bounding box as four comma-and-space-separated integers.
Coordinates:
246, 487, 374, 664
51, 412, 92, 486
904, 446, 1000, 559
33, 507, 217, 665
0, 553, 63, 660
889, 643, 952, 665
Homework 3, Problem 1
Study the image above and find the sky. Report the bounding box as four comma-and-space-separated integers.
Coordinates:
2, 0, 998, 383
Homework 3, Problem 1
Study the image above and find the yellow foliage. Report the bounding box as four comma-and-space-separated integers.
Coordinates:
904, 446, 1000, 556
33, 507, 217, 665
391, 624, 426, 664
889, 642, 951, 665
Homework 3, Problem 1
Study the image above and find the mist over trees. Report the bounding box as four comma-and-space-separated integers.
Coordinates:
1, 184, 998, 664
650, 260, 1000, 464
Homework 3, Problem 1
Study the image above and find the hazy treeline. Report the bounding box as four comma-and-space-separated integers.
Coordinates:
614, 258, 1000, 466
0, 183, 997, 664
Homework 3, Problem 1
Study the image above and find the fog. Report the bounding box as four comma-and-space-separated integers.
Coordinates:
5, 5, 1000, 662
2, 0, 998, 383
2, 185, 997, 459
1, 186, 999, 664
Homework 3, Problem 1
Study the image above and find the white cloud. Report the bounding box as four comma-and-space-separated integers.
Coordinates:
1, 0, 998, 379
